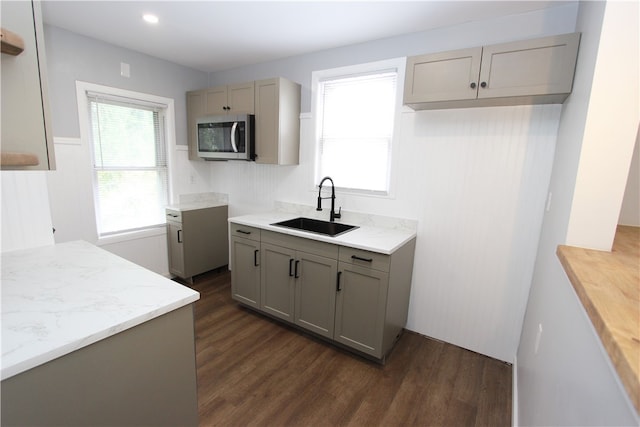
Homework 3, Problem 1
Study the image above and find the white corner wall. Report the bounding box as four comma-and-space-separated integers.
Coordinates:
618, 129, 640, 226
565, 0, 640, 250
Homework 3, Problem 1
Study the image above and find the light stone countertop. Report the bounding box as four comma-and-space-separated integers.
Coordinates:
166, 200, 228, 212
229, 211, 417, 255
1, 240, 200, 381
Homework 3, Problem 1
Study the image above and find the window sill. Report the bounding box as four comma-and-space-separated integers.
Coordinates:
557, 225, 639, 414
96, 226, 166, 246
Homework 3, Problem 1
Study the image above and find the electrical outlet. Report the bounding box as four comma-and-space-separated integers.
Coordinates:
534, 323, 543, 354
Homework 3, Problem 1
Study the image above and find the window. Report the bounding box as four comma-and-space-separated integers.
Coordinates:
314, 59, 403, 195
87, 92, 169, 236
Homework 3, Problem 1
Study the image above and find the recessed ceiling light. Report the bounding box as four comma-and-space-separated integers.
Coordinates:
143, 14, 159, 24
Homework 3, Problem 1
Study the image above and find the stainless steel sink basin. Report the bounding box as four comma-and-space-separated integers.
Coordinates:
271, 217, 358, 237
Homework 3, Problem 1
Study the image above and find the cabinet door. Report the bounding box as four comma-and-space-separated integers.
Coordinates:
186, 90, 205, 160
1, 0, 54, 170
294, 251, 338, 339
230, 236, 261, 308
227, 82, 255, 114
205, 86, 228, 115
477, 33, 580, 99
167, 222, 185, 278
334, 263, 389, 358
260, 243, 295, 322
404, 47, 482, 103
254, 79, 279, 164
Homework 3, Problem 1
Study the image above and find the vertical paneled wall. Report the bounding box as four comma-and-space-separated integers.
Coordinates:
403, 105, 560, 362
1, 172, 55, 252
206, 104, 561, 362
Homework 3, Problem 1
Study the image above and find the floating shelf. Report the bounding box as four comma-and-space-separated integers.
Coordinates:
1, 27, 24, 55
1, 152, 40, 167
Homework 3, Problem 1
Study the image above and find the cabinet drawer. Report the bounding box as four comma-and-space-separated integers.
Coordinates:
230, 223, 261, 241
339, 247, 390, 272
262, 230, 339, 259
166, 209, 182, 223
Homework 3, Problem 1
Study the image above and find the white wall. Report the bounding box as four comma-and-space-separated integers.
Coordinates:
619, 129, 640, 226
565, 0, 640, 249
516, 1, 639, 425
1, 172, 54, 252
202, 4, 578, 362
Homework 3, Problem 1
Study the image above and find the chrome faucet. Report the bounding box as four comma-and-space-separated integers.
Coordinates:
316, 176, 341, 222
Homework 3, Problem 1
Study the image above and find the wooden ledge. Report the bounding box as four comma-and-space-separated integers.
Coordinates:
557, 225, 639, 414
1, 27, 24, 56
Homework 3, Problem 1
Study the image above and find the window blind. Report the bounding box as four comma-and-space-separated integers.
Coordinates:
317, 71, 397, 193
88, 94, 168, 236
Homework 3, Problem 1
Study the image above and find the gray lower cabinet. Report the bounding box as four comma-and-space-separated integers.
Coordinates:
167, 221, 186, 278
166, 205, 229, 281
229, 222, 416, 361
334, 262, 390, 358
261, 231, 338, 339
1, 305, 198, 426
230, 225, 261, 308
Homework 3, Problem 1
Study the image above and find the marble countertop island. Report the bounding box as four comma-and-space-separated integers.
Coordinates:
1, 240, 200, 381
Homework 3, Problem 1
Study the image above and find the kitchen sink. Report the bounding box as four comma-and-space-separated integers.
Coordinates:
271, 217, 358, 237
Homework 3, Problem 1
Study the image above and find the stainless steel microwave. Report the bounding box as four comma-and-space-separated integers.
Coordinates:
196, 114, 255, 161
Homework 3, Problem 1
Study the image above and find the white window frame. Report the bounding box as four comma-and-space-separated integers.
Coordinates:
310, 57, 406, 197
76, 81, 176, 244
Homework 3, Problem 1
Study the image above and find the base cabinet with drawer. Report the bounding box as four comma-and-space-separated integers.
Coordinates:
166, 205, 228, 281
230, 224, 261, 308
229, 221, 416, 361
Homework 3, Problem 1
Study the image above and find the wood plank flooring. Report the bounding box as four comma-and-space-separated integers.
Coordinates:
188, 269, 512, 426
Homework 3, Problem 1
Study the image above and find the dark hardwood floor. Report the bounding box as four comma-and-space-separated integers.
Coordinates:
188, 269, 512, 426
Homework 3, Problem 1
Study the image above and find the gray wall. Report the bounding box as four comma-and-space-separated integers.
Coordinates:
44, 25, 208, 144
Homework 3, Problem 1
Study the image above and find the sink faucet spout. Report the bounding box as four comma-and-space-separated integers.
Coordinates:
317, 176, 341, 222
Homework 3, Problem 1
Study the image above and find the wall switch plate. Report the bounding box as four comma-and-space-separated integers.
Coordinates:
120, 62, 130, 78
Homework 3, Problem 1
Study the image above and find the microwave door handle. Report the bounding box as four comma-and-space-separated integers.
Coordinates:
230, 122, 239, 153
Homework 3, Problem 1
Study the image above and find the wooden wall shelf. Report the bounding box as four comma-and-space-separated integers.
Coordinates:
1, 28, 25, 56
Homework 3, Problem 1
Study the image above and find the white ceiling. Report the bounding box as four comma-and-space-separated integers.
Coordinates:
41, 1, 572, 73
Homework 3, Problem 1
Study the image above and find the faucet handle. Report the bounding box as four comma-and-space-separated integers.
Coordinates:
335, 207, 342, 219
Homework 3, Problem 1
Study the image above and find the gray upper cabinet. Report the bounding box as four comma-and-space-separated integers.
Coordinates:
404, 47, 482, 104
404, 32, 580, 110
254, 78, 301, 165
186, 77, 300, 164
205, 82, 255, 115
186, 90, 205, 161
1, 0, 55, 170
